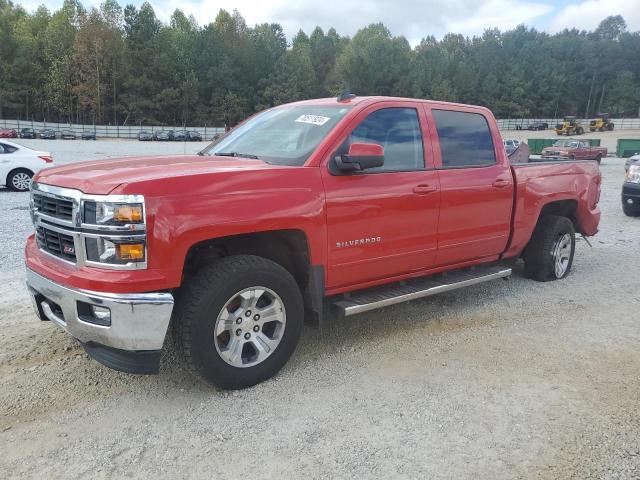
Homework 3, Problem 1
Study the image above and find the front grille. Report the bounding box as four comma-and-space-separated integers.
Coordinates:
33, 193, 73, 221
36, 226, 76, 262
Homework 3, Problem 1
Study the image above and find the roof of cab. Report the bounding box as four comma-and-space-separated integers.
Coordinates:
285, 95, 493, 113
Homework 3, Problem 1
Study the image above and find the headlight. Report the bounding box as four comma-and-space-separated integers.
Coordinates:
82, 196, 147, 268
85, 237, 146, 264
85, 201, 144, 225
626, 165, 640, 184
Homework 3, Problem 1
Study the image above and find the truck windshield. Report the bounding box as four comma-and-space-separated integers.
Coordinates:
553, 140, 578, 147
200, 105, 352, 166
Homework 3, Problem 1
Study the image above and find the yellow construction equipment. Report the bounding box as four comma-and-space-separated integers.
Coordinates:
555, 116, 584, 136
589, 113, 614, 132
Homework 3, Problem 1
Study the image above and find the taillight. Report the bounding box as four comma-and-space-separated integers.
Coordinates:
38, 155, 53, 163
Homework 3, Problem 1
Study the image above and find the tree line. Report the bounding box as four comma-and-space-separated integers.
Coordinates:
1, 0, 639, 127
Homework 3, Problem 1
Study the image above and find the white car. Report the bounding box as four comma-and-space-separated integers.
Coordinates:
0, 140, 54, 192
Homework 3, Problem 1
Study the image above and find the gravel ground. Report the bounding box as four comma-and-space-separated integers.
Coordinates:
1, 140, 639, 479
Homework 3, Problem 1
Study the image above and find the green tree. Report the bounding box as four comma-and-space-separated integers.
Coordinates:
337, 23, 411, 96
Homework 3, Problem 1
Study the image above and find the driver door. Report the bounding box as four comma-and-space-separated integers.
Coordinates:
321, 102, 441, 290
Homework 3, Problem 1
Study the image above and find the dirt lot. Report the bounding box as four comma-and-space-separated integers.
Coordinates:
1, 140, 639, 479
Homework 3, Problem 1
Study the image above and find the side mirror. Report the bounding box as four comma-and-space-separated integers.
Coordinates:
335, 143, 385, 172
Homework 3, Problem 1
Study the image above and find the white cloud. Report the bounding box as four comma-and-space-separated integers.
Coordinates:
548, 0, 640, 33
147, 0, 554, 44
18, 0, 640, 44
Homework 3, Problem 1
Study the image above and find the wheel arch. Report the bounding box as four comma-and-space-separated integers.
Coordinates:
536, 199, 580, 233
180, 229, 324, 326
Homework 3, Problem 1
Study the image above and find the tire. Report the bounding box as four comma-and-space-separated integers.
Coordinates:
7, 168, 33, 192
523, 215, 576, 282
576, 127, 584, 135
608, 123, 614, 131
622, 202, 640, 217
173, 255, 304, 389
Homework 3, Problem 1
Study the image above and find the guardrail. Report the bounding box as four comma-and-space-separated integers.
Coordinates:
0, 119, 225, 140
497, 117, 640, 131
3, 117, 640, 137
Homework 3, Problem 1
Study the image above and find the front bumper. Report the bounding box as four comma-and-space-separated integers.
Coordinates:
26, 268, 174, 373
622, 182, 640, 206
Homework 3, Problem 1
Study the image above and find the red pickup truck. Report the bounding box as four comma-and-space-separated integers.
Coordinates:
25, 96, 602, 389
540, 139, 607, 163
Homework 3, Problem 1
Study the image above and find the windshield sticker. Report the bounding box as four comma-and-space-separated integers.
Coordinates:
295, 114, 331, 126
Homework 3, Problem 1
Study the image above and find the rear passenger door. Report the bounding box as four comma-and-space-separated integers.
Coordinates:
425, 107, 514, 267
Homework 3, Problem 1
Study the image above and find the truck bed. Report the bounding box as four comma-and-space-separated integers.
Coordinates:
503, 160, 601, 258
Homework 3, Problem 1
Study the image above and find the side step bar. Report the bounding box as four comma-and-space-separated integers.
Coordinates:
332, 265, 512, 317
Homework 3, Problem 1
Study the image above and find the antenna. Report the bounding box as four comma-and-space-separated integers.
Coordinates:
337, 89, 356, 102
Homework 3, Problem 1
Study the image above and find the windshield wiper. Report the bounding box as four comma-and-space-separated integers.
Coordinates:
214, 151, 259, 159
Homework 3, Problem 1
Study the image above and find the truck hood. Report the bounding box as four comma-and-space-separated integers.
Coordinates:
34, 155, 278, 194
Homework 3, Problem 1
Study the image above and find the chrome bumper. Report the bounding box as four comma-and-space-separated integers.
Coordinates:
26, 268, 174, 351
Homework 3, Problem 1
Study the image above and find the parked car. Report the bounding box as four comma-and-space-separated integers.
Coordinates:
526, 122, 548, 131
20, 128, 37, 139
81, 131, 97, 140
138, 130, 153, 141
622, 154, 640, 217
25, 95, 602, 389
0, 128, 18, 138
173, 130, 188, 141
503, 139, 520, 155
153, 130, 174, 141
187, 131, 202, 141
0, 140, 53, 191
39, 129, 57, 139
540, 139, 607, 163
60, 129, 77, 140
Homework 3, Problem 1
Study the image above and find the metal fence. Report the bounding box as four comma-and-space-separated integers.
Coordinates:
497, 117, 640, 131
0, 119, 225, 140
3, 117, 640, 138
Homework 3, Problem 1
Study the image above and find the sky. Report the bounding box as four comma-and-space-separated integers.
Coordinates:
16, 0, 640, 45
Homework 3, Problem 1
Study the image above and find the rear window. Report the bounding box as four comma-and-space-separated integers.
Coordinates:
433, 110, 496, 167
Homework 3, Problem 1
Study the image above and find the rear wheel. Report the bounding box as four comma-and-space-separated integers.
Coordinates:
523, 215, 576, 282
173, 255, 304, 389
7, 168, 33, 192
576, 127, 584, 135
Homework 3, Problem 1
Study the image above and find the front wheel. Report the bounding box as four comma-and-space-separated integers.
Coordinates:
8, 168, 33, 192
523, 215, 576, 282
623, 202, 640, 217
173, 255, 304, 389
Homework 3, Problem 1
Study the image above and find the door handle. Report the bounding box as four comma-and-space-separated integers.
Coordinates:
492, 178, 510, 188
413, 184, 438, 194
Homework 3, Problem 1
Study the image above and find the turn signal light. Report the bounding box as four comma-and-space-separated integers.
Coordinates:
116, 243, 145, 261
114, 205, 143, 223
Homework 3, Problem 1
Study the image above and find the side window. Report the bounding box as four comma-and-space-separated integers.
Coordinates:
0, 144, 5, 154
346, 108, 424, 172
432, 110, 496, 168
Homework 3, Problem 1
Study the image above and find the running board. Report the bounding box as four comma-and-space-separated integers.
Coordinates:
332, 265, 512, 317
